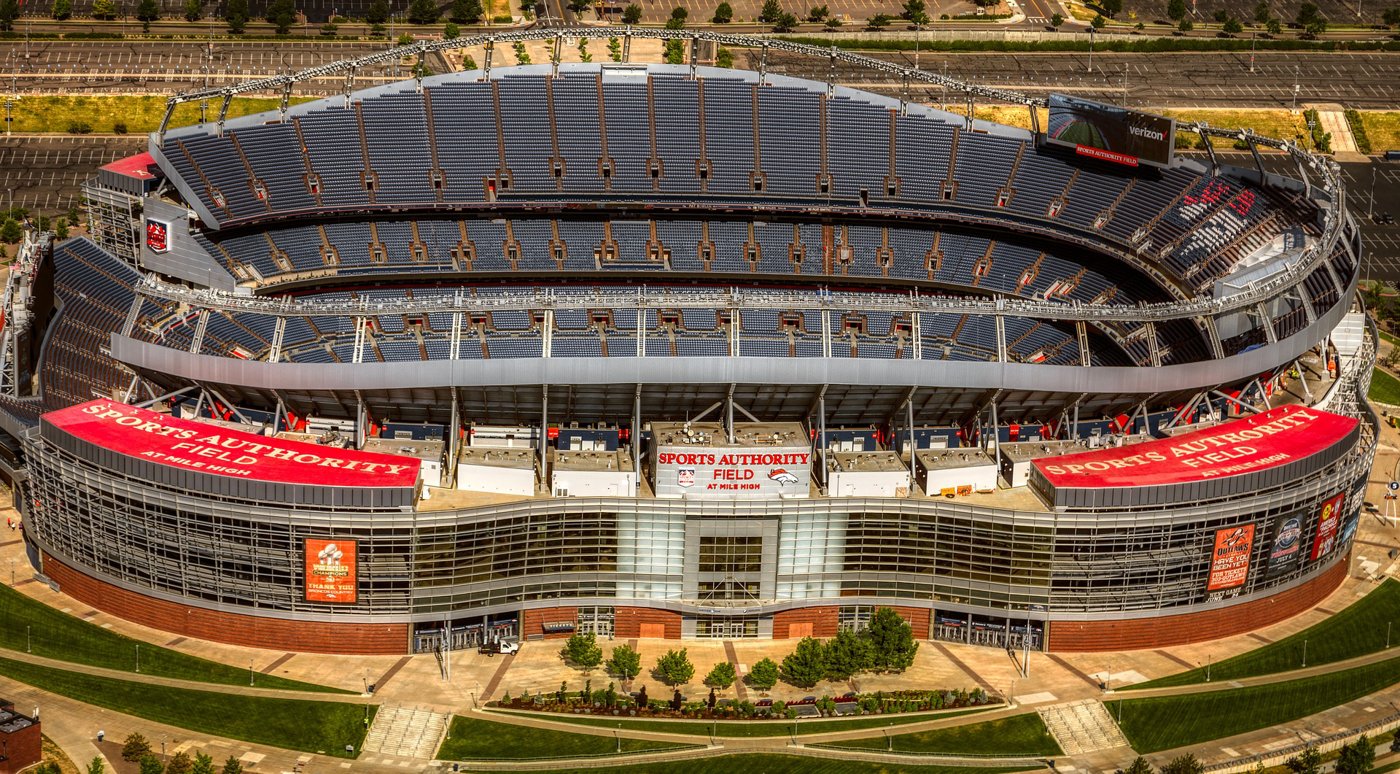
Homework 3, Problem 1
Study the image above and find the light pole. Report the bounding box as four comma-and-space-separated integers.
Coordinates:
1369, 165, 1378, 221
249, 658, 255, 686
1206, 653, 1211, 682
1087, 27, 1095, 73
1249, 32, 1256, 73
25, 625, 30, 653
135, 643, 140, 672
1388, 621, 1392, 649
1302, 638, 1308, 667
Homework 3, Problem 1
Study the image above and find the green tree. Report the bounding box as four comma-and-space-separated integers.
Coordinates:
1166, 0, 1185, 20
712, 1, 731, 21
443, 20, 459, 36
567, 0, 590, 12
265, 0, 295, 33
560, 631, 603, 669
861, 607, 919, 672
1223, 16, 1241, 32
450, 0, 481, 21
1212, 8, 1227, 20
366, 0, 390, 23
780, 636, 827, 688
189, 754, 215, 774
87, 758, 105, 774
807, 3, 827, 20
653, 648, 694, 687
224, 0, 249, 33
1090, 13, 1106, 28
166, 752, 193, 774
669, 5, 686, 21
221, 757, 244, 774
51, 0, 72, 20
759, 0, 781, 21
1050, 11, 1063, 26
91, 0, 117, 18
183, 0, 201, 20
703, 661, 737, 689
1284, 747, 1321, 774
823, 628, 873, 681
1266, 16, 1281, 32
606, 643, 642, 680
409, 0, 439, 23
747, 657, 780, 691
0, 0, 18, 30
1252, 0, 1269, 22
1177, 17, 1192, 31
1303, 17, 1326, 34
1336, 735, 1375, 774
901, 0, 924, 19
1161, 755, 1205, 774
866, 11, 890, 26
772, 9, 796, 28
121, 734, 152, 763
1385, 6, 1400, 25
823, 14, 840, 27
622, 2, 641, 22
138, 756, 164, 774
1101, 0, 1121, 16
1116, 758, 1154, 774
1295, 1, 1323, 26
136, 0, 160, 30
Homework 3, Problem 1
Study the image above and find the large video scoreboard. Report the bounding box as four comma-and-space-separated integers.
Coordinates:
1045, 93, 1177, 168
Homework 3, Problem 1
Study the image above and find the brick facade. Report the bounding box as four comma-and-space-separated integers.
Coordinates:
42, 553, 409, 655
772, 604, 932, 639
613, 606, 682, 639
1047, 553, 1349, 652
0, 703, 41, 774
522, 606, 579, 640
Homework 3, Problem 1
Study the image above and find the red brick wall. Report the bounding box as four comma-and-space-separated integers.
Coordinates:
523, 606, 579, 640
0, 720, 41, 774
773, 606, 838, 639
613, 606, 682, 639
43, 553, 409, 655
1048, 553, 1349, 652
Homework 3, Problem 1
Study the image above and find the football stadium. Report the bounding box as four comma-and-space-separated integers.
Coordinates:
0, 28, 1376, 655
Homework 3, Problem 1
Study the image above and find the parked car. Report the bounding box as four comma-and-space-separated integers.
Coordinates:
478, 640, 519, 656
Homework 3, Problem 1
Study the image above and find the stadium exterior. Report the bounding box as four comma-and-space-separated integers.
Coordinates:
0, 29, 1375, 655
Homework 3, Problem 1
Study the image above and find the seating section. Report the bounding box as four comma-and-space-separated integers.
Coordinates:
40, 239, 143, 408
157, 66, 1307, 299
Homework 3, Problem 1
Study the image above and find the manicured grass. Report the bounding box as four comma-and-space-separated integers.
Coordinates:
1372, 369, 1400, 405
0, 585, 344, 692
0, 656, 372, 757
817, 713, 1062, 756
1129, 580, 1400, 689
436, 715, 694, 761
1106, 656, 1400, 753
1359, 111, 1400, 154
7, 95, 318, 135
1159, 109, 1317, 149
464, 756, 1039, 774
493, 704, 995, 738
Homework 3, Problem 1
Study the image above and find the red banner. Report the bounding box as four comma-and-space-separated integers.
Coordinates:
1033, 405, 1356, 489
45, 400, 419, 489
1310, 492, 1345, 561
1207, 523, 1256, 592
305, 538, 357, 603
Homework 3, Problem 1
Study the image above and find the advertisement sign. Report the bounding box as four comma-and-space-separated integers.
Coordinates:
1266, 511, 1304, 578
1032, 405, 1357, 490
304, 538, 357, 603
145, 219, 171, 253
1045, 93, 1176, 168
43, 400, 420, 489
1310, 492, 1345, 561
653, 446, 811, 500
1207, 523, 1256, 592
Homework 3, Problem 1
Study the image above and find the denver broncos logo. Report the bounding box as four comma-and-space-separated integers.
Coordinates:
768, 469, 799, 484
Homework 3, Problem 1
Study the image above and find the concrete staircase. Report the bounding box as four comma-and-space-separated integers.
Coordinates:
362, 705, 450, 760
1038, 699, 1131, 754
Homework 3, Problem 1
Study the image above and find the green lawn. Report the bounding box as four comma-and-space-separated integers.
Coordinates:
1107, 656, 1400, 753
436, 715, 695, 761
0, 585, 344, 692
0, 656, 371, 757
465, 755, 1039, 773
1129, 579, 1400, 690
492, 705, 994, 738
817, 713, 1062, 756
1372, 369, 1400, 405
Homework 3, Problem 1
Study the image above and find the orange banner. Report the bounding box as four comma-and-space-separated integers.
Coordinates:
1207, 523, 1255, 592
305, 538, 357, 603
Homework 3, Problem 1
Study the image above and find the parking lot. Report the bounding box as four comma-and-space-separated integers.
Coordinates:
0, 136, 147, 216
1340, 161, 1400, 282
